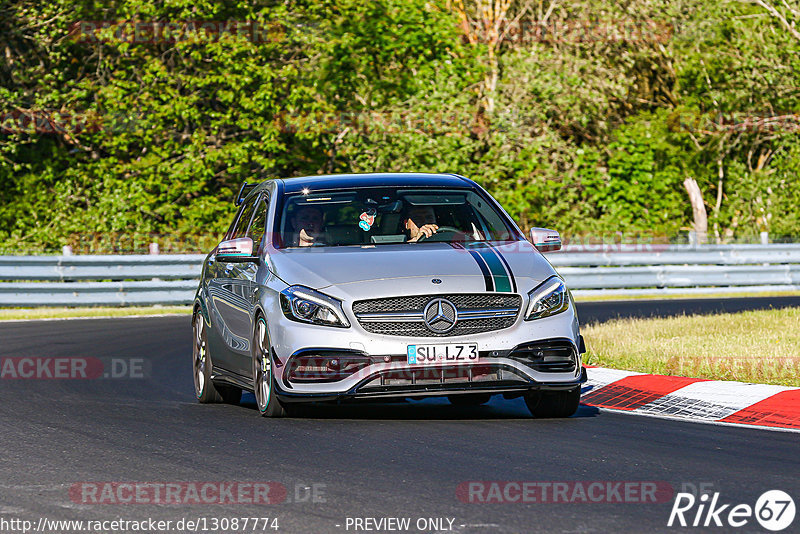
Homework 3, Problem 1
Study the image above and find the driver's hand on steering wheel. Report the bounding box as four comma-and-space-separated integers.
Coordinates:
407, 220, 439, 242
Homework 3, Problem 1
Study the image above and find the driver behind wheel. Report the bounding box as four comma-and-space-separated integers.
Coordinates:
290, 205, 325, 247
404, 205, 439, 242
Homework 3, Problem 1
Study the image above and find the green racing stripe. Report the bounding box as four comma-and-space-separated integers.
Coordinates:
470, 243, 514, 293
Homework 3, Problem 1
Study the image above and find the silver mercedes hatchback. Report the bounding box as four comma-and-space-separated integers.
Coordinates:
192, 173, 586, 417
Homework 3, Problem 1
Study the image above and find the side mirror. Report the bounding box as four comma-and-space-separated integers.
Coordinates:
530, 228, 562, 253
216, 237, 260, 263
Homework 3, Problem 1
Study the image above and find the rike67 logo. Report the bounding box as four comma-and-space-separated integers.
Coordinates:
668, 490, 795, 531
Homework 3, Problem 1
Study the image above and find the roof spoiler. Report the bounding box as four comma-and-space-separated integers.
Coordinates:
234, 181, 258, 206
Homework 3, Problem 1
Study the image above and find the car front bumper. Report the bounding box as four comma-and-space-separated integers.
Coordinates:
265, 291, 585, 402
273, 363, 587, 403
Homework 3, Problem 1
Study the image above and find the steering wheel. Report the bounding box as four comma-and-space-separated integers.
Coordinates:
415, 225, 465, 242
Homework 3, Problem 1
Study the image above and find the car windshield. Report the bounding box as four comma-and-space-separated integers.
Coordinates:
276, 187, 518, 248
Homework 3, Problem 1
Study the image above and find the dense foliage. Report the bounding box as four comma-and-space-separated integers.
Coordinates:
2, 0, 799, 252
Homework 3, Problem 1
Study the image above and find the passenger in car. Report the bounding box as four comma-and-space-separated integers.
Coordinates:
290, 206, 325, 247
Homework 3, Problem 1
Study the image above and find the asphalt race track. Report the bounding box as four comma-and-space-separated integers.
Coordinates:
1, 299, 799, 534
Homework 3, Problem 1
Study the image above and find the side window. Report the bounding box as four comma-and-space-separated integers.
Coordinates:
467, 191, 514, 241
229, 195, 259, 240
247, 196, 269, 251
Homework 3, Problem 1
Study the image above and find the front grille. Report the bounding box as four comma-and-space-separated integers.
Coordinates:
360, 317, 515, 337
353, 294, 521, 337
353, 294, 521, 314
508, 339, 577, 373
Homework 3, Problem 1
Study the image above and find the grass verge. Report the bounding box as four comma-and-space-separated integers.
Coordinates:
0, 306, 193, 321
582, 307, 800, 387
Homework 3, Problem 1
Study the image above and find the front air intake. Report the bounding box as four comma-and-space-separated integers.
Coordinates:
508, 339, 577, 373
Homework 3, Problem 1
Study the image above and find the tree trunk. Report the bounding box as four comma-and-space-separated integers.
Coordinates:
683, 177, 708, 245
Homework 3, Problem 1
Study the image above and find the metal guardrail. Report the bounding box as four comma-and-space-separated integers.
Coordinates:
549, 244, 800, 267
0, 255, 205, 281
1, 245, 799, 306
0, 255, 205, 306
550, 244, 800, 295
0, 281, 199, 306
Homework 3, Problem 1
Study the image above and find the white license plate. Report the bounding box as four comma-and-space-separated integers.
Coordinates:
407, 343, 479, 365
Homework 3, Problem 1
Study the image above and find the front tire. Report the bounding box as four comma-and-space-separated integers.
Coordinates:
525, 387, 580, 418
192, 311, 224, 403
253, 316, 286, 417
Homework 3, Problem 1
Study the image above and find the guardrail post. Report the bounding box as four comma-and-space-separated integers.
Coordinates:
760, 232, 769, 245
62, 245, 73, 256
149, 243, 159, 255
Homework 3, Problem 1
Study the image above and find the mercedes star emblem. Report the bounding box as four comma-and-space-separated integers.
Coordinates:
423, 298, 458, 334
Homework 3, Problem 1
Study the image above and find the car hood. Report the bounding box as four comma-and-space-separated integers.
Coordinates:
268, 241, 558, 298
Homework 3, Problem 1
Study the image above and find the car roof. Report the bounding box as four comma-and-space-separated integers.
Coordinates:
278, 173, 473, 194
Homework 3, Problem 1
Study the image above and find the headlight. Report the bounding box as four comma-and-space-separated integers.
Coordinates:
525, 276, 570, 321
280, 286, 350, 328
